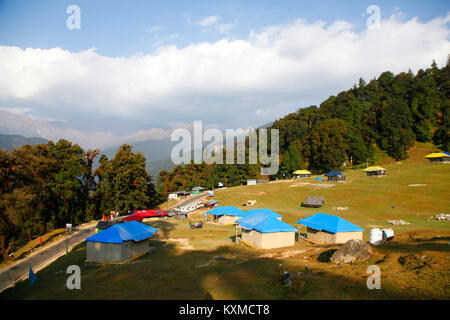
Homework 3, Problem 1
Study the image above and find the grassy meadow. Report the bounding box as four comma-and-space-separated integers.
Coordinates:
1, 143, 449, 300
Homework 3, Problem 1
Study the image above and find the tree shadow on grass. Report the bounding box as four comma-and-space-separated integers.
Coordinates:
1, 226, 449, 300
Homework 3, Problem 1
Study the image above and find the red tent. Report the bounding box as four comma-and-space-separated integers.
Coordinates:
132, 209, 169, 218
122, 214, 144, 222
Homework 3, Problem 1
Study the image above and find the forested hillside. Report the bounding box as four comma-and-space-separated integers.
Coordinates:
0, 141, 162, 260
272, 59, 449, 177
158, 59, 449, 191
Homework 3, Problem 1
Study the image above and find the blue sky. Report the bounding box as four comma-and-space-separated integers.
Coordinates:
0, 1, 449, 149
0, 0, 449, 56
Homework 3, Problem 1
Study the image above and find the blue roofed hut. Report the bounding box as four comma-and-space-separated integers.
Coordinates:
296, 213, 364, 244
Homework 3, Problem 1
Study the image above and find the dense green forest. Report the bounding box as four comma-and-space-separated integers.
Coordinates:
158, 59, 449, 190
0, 142, 162, 260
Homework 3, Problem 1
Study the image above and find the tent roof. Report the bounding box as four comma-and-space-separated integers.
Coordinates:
315, 177, 324, 181
132, 209, 168, 217
86, 221, 158, 244
425, 152, 450, 158
363, 166, 386, 172
304, 196, 324, 205
325, 171, 345, 176
236, 213, 296, 233
296, 213, 364, 233
96, 220, 124, 230
293, 170, 311, 175
240, 208, 282, 218
205, 206, 243, 216
122, 214, 144, 222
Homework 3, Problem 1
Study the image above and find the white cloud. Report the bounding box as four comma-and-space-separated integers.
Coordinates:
147, 25, 164, 33
196, 15, 221, 27
218, 23, 236, 34
0, 13, 449, 136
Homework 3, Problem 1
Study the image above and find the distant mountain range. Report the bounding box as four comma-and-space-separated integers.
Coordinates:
0, 134, 48, 150
0, 109, 269, 178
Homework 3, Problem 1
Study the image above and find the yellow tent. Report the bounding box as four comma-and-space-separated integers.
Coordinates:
363, 166, 386, 172
425, 153, 450, 158
293, 170, 311, 175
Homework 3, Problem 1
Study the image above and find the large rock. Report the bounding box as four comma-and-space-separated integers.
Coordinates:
330, 239, 373, 264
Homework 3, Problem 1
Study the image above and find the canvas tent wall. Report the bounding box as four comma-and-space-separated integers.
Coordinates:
325, 171, 346, 181
425, 152, 450, 163
86, 221, 158, 264
302, 196, 324, 208
363, 166, 387, 176
205, 206, 244, 224
236, 212, 296, 249
293, 170, 311, 178
296, 213, 364, 244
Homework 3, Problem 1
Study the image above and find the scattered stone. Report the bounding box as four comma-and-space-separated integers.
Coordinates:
427, 213, 450, 221
330, 239, 373, 264
332, 207, 348, 211
398, 254, 433, 271
281, 271, 302, 288
387, 219, 410, 225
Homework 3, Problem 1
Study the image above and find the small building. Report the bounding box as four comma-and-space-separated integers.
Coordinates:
241, 208, 283, 220
247, 179, 257, 186
203, 199, 219, 209
96, 220, 124, 232
191, 186, 205, 194
296, 213, 364, 244
302, 196, 324, 208
293, 170, 312, 179
205, 206, 244, 224
236, 213, 296, 249
325, 171, 346, 181
425, 152, 450, 163
86, 221, 158, 264
363, 166, 387, 176
167, 191, 190, 201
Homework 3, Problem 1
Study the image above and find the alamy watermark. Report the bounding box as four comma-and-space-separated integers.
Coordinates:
366, 265, 381, 290
66, 265, 81, 289
366, 5, 381, 30
170, 121, 279, 175
66, 5, 81, 30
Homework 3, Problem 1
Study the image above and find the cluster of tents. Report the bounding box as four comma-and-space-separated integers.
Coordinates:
205, 206, 364, 249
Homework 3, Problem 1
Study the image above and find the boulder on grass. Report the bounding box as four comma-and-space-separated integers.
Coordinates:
330, 239, 372, 264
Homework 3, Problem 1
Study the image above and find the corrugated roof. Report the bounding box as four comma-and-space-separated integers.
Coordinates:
304, 196, 324, 205
205, 206, 243, 216
236, 213, 296, 233
363, 166, 386, 172
296, 213, 364, 233
325, 171, 345, 176
425, 152, 450, 158
293, 170, 311, 175
86, 221, 158, 244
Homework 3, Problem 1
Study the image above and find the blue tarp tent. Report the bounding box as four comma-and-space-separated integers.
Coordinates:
86, 221, 158, 244
325, 171, 344, 176
236, 213, 297, 233
315, 177, 324, 181
205, 206, 243, 216
296, 213, 364, 234
236, 212, 296, 233
239, 208, 283, 219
